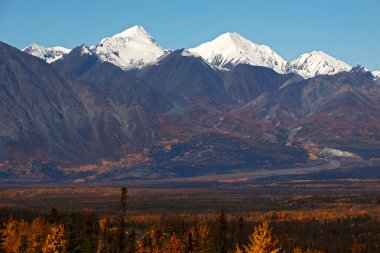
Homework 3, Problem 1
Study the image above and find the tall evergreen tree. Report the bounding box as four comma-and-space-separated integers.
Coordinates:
84, 214, 97, 253
48, 207, 60, 224
65, 210, 80, 253
186, 232, 194, 252
0, 213, 6, 253
126, 229, 136, 253
214, 209, 227, 253
236, 216, 245, 248
117, 187, 128, 253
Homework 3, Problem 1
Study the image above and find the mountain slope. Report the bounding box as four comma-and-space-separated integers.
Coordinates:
54, 45, 173, 115
52, 45, 101, 78
0, 41, 95, 166
297, 75, 380, 158
288, 51, 351, 78
23, 43, 70, 63
223, 64, 301, 104
230, 69, 380, 154
91, 25, 165, 70
139, 49, 237, 112
0, 41, 177, 179
189, 32, 288, 73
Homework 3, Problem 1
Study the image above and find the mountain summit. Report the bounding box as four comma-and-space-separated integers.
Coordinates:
22, 43, 70, 63
373, 69, 380, 80
112, 25, 153, 39
188, 32, 288, 73
91, 25, 165, 70
288, 51, 351, 78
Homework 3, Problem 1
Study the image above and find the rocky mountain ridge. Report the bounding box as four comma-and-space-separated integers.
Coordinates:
23, 25, 378, 78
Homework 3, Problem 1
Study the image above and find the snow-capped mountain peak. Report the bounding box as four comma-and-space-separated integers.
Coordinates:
288, 50, 351, 78
372, 69, 380, 80
350, 64, 369, 74
91, 25, 165, 70
23, 43, 70, 63
112, 25, 151, 40
188, 32, 288, 73
77, 44, 95, 56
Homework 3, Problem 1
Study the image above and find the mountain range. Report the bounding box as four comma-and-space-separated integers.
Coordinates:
0, 25, 379, 183
22, 25, 380, 79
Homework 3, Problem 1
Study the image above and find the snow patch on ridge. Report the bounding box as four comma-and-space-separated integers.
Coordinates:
319, 148, 358, 158
373, 70, 380, 80
79, 45, 95, 56
23, 43, 70, 63
181, 49, 199, 57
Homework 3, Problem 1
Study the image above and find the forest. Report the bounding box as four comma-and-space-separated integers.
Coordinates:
1, 187, 380, 253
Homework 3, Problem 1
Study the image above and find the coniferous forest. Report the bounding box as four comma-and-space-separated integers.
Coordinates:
1, 187, 380, 253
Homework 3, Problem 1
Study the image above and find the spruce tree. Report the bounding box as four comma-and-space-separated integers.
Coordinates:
236, 216, 245, 248
214, 208, 227, 253
126, 229, 136, 253
65, 210, 79, 253
187, 232, 194, 252
48, 207, 60, 224
0, 213, 6, 253
118, 187, 128, 253
84, 214, 97, 253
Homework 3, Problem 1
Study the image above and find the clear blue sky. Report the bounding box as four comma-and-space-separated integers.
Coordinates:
1, 0, 379, 70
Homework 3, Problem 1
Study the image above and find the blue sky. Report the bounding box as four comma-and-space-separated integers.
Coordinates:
1, 0, 379, 70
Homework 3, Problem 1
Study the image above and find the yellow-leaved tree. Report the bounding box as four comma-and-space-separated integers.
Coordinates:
236, 244, 244, 253
243, 221, 281, 253
162, 234, 183, 253
42, 225, 66, 253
